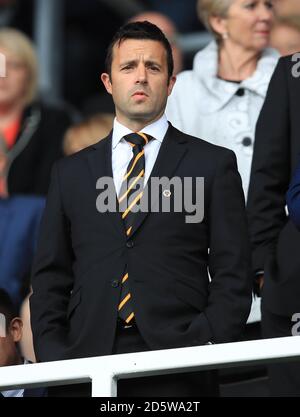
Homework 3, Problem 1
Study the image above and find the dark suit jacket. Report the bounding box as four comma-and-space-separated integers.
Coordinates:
247, 55, 300, 316
287, 162, 300, 229
0, 196, 45, 307
30, 123, 252, 363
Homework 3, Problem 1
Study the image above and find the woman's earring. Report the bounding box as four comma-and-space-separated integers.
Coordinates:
222, 32, 228, 40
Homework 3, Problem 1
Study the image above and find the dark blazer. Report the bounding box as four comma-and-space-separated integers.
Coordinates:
287, 162, 300, 229
7, 101, 74, 196
247, 55, 300, 316
30, 124, 252, 363
0, 196, 44, 307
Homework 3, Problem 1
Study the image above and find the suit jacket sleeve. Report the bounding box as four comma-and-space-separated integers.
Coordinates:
247, 58, 290, 273
30, 161, 74, 362
205, 149, 252, 343
287, 159, 300, 229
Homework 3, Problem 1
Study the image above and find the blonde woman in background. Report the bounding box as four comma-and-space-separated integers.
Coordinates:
166, 0, 279, 326
166, 0, 278, 198
0, 28, 74, 196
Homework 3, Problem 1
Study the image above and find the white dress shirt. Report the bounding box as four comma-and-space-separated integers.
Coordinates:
111, 115, 169, 196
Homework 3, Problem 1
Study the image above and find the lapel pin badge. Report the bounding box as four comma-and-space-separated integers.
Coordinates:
163, 189, 171, 198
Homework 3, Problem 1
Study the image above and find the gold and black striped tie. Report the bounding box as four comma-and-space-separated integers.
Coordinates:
117, 132, 152, 324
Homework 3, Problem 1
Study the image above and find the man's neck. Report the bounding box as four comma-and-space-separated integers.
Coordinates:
116, 113, 164, 132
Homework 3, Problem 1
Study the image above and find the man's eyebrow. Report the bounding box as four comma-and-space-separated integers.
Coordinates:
145, 60, 162, 67
119, 59, 162, 67
119, 59, 137, 67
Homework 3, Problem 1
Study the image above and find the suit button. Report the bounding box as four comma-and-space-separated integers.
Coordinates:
111, 280, 119, 288
242, 137, 252, 147
235, 88, 245, 96
126, 240, 134, 248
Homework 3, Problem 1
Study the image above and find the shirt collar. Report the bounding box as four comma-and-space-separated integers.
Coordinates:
112, 114, 168, 149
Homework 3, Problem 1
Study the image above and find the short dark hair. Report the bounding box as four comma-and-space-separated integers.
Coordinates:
105, 21, 174, 81
0, 289, 17, 330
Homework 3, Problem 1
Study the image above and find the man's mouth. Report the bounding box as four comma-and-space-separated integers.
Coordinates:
132, 91, 148, 97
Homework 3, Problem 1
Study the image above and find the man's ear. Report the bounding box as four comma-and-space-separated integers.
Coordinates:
167, 75, 176, 96
101, 73, 112, 95
9, 317, 23, 343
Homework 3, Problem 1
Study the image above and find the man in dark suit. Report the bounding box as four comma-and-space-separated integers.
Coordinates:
247, 54, 300, 396
30, 21, 252, 397
0, 289, 46, 397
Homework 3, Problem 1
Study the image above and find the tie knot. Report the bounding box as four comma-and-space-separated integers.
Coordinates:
123, 132, 152, 149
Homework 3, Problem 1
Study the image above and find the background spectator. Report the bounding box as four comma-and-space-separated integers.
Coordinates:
0, 289, 46, 396
63, 113, 113, 156
0, 135, 44, 307
166, 0, 278, 199
270, 15, 300, 56
0, 28, 75, 196
247, 55, 300, 396
144, 0, 202, 33
166, 0, 279, 326
274, 0, 300, 17
128, 11, 183, 75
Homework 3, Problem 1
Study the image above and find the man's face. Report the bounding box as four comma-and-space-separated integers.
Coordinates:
0, 317, 22, 367
101, 39, 176, 128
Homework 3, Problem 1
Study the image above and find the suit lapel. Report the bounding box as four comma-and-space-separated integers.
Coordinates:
86, 133, 125, 237
129, 124, 188, 237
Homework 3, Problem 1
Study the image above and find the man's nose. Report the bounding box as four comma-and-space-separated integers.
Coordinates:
136, 64, 147, 83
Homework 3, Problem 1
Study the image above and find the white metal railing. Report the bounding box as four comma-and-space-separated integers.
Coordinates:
0, 336, 300, 396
